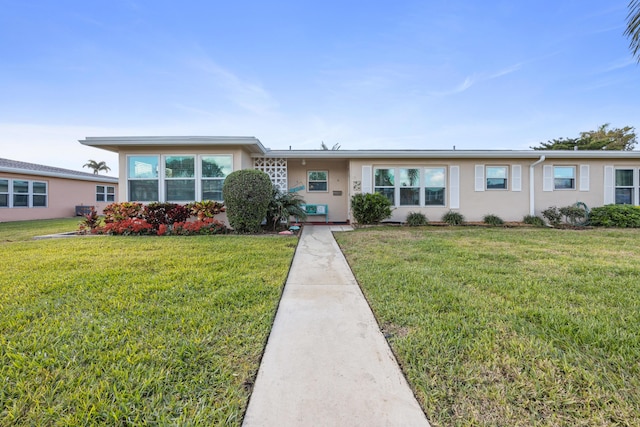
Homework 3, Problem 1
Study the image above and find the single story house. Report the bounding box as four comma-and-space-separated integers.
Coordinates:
0, 158, 118, 222
79, 136, 640, 223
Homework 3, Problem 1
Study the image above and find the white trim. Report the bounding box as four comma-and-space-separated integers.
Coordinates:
474, 165, 485, 192
579, 164, 590, 191
361, 165, 372, 194
543, 165, 553, 192
450, 165, 460, 209
512, 165, 522, 192
604, 165, 614, 204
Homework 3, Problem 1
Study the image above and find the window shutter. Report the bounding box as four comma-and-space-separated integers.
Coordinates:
543, 165, 553, 192
361, 165, 372, 194
604, 165, 614, 204
512, 165, 522, 192
474, 165, 485, 192
579, 164, 590, 191
450, 165, 460, 209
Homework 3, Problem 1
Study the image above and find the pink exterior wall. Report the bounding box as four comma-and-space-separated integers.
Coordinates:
0, 172, 117, 222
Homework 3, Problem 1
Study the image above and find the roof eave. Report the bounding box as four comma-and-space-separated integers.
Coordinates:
0, 167, 118, 183
79, 136, 268, 154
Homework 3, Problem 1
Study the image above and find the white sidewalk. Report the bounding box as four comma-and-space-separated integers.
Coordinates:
242, 226, 430, 427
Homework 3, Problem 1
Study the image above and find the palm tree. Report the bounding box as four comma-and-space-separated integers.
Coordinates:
320, 141, 341, 150
626, 0, 640, 61
83, 160, 111, 174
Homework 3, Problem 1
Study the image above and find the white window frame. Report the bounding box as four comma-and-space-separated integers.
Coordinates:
1, 179, 47, 208
398, 167, 421, 206
614, 167, 639, 205
96, 185, 115, 202
127, 155, 160, 202
486, 165, 509, 190
0, 178, 9, 208
307, 170, 329, 192
201, 154, 233, 202
164, 155, 196, 202
372, 166, 448, 207
553, 166, 576, 190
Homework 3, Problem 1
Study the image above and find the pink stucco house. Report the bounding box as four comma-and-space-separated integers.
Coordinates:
0, 158, 118, 222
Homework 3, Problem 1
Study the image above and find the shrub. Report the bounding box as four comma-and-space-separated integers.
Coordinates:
589, 204, 640, 227
483, 214, 504, 226
103, 202, 144, 223
441, 210, 465, 226
350, 193, 393, 225
406, 212, 428, 226
171, 218, 228, 235
541, 206, 562, 227
186, 200, 225, 220
266, 187, 307, 230
78, 207, 101, 234
223, 169, 273, 233
144, 203, 190, 227
559, 204, 588, 225
523, 215, 546, 227
103, 218, 154, 235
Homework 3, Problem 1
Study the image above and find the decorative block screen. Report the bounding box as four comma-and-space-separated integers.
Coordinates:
254, 157, 288, 192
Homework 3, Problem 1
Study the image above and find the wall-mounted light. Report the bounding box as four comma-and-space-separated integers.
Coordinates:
302, 159, 306, 166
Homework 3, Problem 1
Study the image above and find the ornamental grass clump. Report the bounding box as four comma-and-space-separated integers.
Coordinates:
405, 212, 428, 227
482, 213, 504, 226
441, 210, 465, 225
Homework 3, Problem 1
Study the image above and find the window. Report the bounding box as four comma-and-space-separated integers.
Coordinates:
615, 169, 636, 205
398, 168, 420, 206
32, 181, 47, 207
554, 166, 576, 190
486, 166, 508, 190
127, 156, 159, 201
374, 168, 395, 204
0, 179, 8, 207
165, 156, 195, 201
96, 185, 115, 202
308, 171, 328, 192
202, 155, 232, 201
424, 167, 446, 206
373, 167, 448, 207
13, 180, 28, 207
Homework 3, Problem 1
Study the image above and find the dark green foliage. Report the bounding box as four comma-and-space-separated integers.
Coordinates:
406, 212, 428, 227
542, 206, 563, 226
626, 0, 640, 62
482, 214, 504, 226
144, 203, 190, 226
266, 187, 307, 230
531, 124, 636, 151
441, 210, 465, 226
589, 204, 640, 227
350, 193, 393, 225
559, 204, 588, 225
222, 169, 273, 233
523, 215, 545, 227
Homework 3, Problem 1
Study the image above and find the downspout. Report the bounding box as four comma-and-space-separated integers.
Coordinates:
529, 155, 546, 216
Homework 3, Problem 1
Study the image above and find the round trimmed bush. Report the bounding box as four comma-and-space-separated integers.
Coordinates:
222, 169, 273, 233
351, 193, 392, 225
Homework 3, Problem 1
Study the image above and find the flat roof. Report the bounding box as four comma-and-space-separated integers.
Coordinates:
79, 136, 267, 154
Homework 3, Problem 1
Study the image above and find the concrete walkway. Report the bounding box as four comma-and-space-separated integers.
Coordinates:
243, 226, 430, 427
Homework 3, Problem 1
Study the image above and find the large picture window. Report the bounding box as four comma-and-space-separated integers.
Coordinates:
128, 156, 159, 202
165, 156, 195, 201
202, 155, 232, 201
373, 167, 447, 207
399, 168, 420, 206
374, 168, 395, 205
424, 167, 446, 206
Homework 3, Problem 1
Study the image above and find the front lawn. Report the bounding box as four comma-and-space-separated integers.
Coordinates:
0, 225, 296, 425
335, 227, 640, 427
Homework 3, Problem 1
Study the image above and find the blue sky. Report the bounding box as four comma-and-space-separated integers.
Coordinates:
1, 0, 638, 175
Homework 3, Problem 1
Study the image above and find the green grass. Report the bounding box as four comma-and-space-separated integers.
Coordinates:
0, 217, 81, 241
0, 221, 297, 425
335, 227, 640, 427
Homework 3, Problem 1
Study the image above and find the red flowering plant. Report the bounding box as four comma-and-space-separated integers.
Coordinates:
103, 217, 154, 235
78, 207, 103, 234
103, 202, 144, 223
171, 217, 227, 235
186, 200, 225, 221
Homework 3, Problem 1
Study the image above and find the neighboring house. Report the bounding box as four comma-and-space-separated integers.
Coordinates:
0, 158, 118, 222
79, 136, 640, 223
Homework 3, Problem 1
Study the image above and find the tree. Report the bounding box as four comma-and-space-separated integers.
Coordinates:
320, 141, 341, 150
625, 0, 640, 62
531, 124, 637, 151
83, 160, 111, 174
